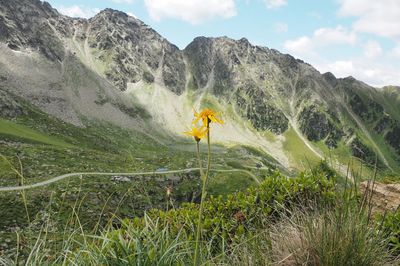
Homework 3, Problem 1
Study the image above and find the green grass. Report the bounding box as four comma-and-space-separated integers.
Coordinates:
1, 87, 399, 264
0, 99, 276, 251
0, 118, 73, 148
313, 140, 377, 180
261, 130, 278, 142
8, 166, 398, 265
339, 85, 400, 173
229, 210, 395, 265
282, 127, 321, 169
208, 171, 256, 195
368, 130, 400, 172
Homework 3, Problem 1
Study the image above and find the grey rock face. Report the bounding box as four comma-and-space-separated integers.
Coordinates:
184, 37, 219, 90
298, 105, 343, 148
0, 90, 26, 118
184, 37, 291, 134
349, 92, 384, 123
86, 9, 186, 93
374, 115, 396, 134
322, 72, 338, 87
235, 86, 288, 134
337, 78, 400, 161
350, 137, 383, 167
0, 0, 68, 61
1, 0, 400, 170
385, 124, 400, 156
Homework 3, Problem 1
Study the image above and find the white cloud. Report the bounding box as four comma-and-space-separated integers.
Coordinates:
363, 41, 382, 59
314, 26, 356, 46
112, 0, 134, 3
283, 25, 400, 86
319, 60, 354, 77
283, 26, 356, 56
308, 11, 322, 20
144, 0, 236, 24
338, 0, 400, 39
275, 1, 400, 86
392, 43, 400, 58
58, 5, 100, 18
263, 0, 287, 9
274, 22, 288, 33
317, 59, 400, 87
284, 36, 312, 55
127, 12, 137, 18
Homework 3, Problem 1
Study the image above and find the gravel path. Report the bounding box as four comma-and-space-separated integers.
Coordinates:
0, 168, 261, 192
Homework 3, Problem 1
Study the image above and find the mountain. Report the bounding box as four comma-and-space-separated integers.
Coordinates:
1, 0, 399, 177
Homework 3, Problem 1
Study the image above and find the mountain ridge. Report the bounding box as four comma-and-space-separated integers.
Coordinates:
0, 0, 399, 174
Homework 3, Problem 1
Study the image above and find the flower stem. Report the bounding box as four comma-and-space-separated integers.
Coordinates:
196, 142, 204, 180
193, 125, 211, 266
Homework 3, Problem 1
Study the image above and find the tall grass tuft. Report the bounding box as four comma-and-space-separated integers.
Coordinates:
268, 207, 393, 265
60, 215, 196, 265
226, 166, 398, 266
1, 154, 30, 223
3, 159, 399, 265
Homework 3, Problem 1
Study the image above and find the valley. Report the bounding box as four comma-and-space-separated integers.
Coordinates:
0, 0, 399, 264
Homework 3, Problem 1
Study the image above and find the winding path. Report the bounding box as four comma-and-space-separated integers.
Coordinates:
0, 168, 261, 192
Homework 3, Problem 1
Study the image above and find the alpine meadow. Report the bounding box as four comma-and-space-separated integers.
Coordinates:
0, 0, 399, 265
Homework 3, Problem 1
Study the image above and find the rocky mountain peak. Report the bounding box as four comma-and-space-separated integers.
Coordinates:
0, 0, 399, 172
0, 0, 66, 60
71, 7, 186, 92
91, 8, 148, 30
322, 72, 338, 87
0, 0, 58, 18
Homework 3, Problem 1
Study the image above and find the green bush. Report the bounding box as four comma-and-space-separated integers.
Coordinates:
379, 209, 400, 254
12, 165, 400, 265
226, 206, 395, 266
98, 170, 337, 262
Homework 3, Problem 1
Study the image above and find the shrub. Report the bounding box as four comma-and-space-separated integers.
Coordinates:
378, 209, 400, 254
95, 170, 337, 263
227, 206, 396, 266
66, 216, 194, 265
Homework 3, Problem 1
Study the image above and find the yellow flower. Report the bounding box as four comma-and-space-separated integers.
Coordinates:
166, 186, 173, 196
193, 108, 224, 127
184, 125, 208, 142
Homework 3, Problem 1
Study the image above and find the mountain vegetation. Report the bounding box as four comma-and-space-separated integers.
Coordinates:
0, 0, 399, 264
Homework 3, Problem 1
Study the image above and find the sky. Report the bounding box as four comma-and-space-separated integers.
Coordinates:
46, 0, 400, 87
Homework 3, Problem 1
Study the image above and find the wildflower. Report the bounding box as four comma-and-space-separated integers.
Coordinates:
184, 126, 208, 142
189, 107, 223, 266
193, 108, 224, 127
166, 186, 173, 197
234, 211, 246, 223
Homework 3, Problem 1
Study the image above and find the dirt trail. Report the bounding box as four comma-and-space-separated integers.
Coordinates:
360, 181, 400, 214
0, 167, 261, 192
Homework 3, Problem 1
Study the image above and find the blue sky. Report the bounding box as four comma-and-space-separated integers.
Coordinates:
47, 0, 400, 87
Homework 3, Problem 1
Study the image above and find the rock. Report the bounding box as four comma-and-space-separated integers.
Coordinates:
374, 114, 395, 134
322, 72, 338, 87
348, 92, 384, 123
385, 124, 400, 155
359, 181, 400, 214
235, 86, 289, 134
0, 0, 67, 61
0, 90, 27, 118
0, 0, 399, 174
298, 105, 343, 147
87, 9, 186, 92
350, 137, 383, 168
111, 176, 131, 182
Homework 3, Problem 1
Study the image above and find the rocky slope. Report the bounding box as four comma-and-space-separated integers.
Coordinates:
360, 181, 400, 214
0, 0, 399, 173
